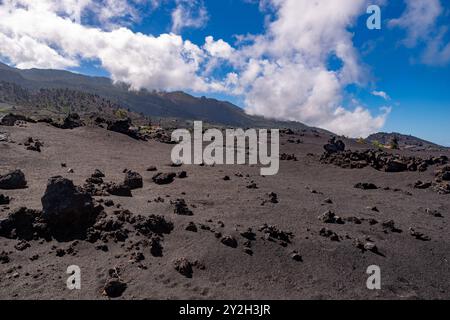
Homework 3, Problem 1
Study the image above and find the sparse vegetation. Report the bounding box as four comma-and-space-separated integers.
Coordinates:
115, 108, 128, 119
388, 136, 399, 150
372, 140, 385, 149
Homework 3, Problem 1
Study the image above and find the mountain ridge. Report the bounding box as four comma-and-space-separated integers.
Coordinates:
0, 61, 312, 130
0, 61, 447, 149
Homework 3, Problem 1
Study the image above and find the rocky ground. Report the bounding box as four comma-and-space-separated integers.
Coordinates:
0, 120, 449, 300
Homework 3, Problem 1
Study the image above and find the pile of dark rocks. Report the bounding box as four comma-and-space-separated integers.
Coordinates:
107, 118, 146, 140
53, 113, 84, 129
23, 137, 44, 152
321, 146, 448, 173
0, 113, 35, 126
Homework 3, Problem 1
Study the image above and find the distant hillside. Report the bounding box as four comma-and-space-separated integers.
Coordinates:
0, 61, 311, 130
366, 132, 447, 151
0, 81, 150, 124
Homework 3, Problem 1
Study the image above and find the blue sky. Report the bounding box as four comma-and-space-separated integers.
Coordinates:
0, 0, 449, 145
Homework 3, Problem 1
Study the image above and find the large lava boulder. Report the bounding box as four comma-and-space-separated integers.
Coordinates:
41, 176, 99, 240
124, 171, 143, 190
0, 170, 27, 190
323, 137, 346, 154
107, 118, 144, 140
384, 159, 408, 173
60, 113, 83, 129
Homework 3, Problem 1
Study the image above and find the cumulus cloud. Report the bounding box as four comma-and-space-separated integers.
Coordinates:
222, 0, 389, 137
0, 0, 211, 90
0, 0, 390, 137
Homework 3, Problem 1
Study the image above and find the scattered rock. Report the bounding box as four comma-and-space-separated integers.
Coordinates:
221, 235, 238, 248
103, 279, 127, 298
104, 199, 114, 207
409, 228, 431, 241
92, 169, 105, 178
425, 208, 443, 218
413, 181, 432, 189
56, 248, 66, 257
363, 242, 379, 253
24, 137, 43, 152
345, 216, 362, 225
124, 171, 143, 190
170, 161, 183, 168
319, 228, 339, 241
0, 194, 10, 205
174, 258, 193, 278
291, 252, 303, 262
280, 153, 298, 161
185, 222, 198, 232
133, 214, 174, 236
433, 182, 450, 195
354, 182, 378, 190
223, 176, 230, 181
130, 251, 145, 262
173, 199, 193, 216
146, 166, 157, 172
87, 175, 104, 185
106, 183, 132, 197
90, 213, 128, 243
268, 192, 278, 204
14, 240, 31, 251
152, 172, 176, 185
246, 182, 258, 189
96, 244, 109, 252
0, 132, 8, 142
354, 239, 379, 253
240, 229, 256, 241
259, 224, 293, 243
382, 220, 402, 233
149, 236, 163, 257
318, 210, 344, 224
0, 251, 9, 264
0, 170, 27, 190
178, 171, 188, 179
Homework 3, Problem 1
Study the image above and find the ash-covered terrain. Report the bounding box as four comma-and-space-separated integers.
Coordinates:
1, 113, 449, 300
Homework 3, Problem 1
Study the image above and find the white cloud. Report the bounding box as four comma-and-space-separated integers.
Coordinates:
171, 0, 208, 33
223, 0, 388, 137
389, 0, 442, 47
389, 0, 450, 66
371, 90, 390, 100
203, 36, 234, 59
0, 0, 211, 91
